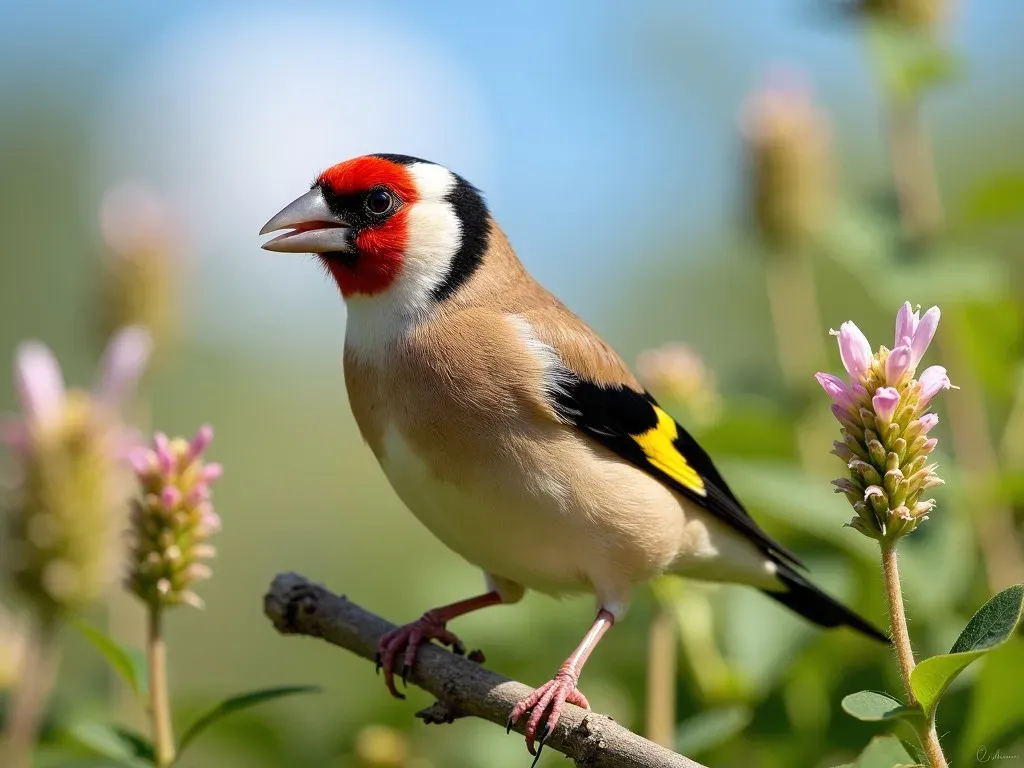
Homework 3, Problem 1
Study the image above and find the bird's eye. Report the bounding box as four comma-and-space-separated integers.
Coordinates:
366, 188, 395, 216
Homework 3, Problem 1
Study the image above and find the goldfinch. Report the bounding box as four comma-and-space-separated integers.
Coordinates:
260, 154, 887, 756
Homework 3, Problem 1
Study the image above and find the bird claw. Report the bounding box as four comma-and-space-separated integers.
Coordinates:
530, 723, 552, 767
507, 672, 589, 755
375, 612, 465, 699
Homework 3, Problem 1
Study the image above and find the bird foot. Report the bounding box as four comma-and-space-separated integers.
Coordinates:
375, 611, 465, 699
507, 671, 590, 760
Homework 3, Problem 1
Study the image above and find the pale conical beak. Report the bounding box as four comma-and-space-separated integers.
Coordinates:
259, 187, 353, 253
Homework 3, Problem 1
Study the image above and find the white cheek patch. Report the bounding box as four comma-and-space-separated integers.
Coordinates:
344, 161, 464, 358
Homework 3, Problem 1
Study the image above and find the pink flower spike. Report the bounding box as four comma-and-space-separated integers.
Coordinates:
918, 365, 952, 406
894, 302, 919, 348
918, 413, 939, 434
834, 322, 872, 381
186, 425, 213, 463
201, 463, 223, 483
161, 486, 182, 510
885, 346, 912, 386
14, 341, 66, 427
872, 387, 901, 424
909, 307, 940, 367
96, 326, 152, 412
153, 432, 175, 474
186, 484, 210, 506
128, 446, 154, 475
815, 372, 850, 404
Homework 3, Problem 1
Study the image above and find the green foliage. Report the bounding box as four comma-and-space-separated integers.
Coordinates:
959, 174, 1024, 231
841, 690, 921, 725
960, 639, 1024, 764
910, 585, 1024, 719
836, 734, 921, 768
57, 721, 154, 767
865, 21, 960, 100
673, 706, 753, 756
176, 685, 322, 756
71, 619, 148, 700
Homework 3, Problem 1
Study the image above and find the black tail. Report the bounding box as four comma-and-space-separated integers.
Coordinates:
763, 565, 890, 644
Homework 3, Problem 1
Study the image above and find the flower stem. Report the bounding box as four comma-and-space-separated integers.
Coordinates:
0, 618, 60, 768
880, 545, 948, 768
644, 604, 677, 748
147, 606, 175, 766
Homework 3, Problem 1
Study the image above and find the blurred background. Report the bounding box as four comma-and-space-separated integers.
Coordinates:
2, 0, 1024, 766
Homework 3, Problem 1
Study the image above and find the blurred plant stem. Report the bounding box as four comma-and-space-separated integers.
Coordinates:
147, 606, 175, 766
764, 247, 831, 471
883, 96, 1024, 590
880, 545, 948, 768
644, 604, 676, 748
0, 618, 59, 768
110, 394, 150, 721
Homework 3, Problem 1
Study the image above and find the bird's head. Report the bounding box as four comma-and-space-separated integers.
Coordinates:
260, 154, 490, 307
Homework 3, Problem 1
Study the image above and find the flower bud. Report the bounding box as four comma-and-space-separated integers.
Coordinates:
741, 68, 833, 248
125, 425, 221, 609
636, 344, 722, 427
96, 182, 180, 360
2, 330, 149, 619
859, 0, 949, 31
817, 302, 950, 542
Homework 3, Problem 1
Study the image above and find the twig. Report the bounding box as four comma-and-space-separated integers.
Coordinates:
263, 573, 708, 768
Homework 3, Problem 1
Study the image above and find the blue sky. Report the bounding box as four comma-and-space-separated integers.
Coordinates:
2, 0, 1022, 348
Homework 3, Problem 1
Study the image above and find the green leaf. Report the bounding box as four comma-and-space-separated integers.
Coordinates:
960, 638, 1024, 765
71, 618, 148, 699
177, 685, 321, 754
841, 690, 922, 724
673, 706, 752, 756
865, 20, 960, 99
950, 585, 1024, 654
58, 721, 155, 767
959, 173, 1024, 230
847, 734, 921, 768
910, 584, 1024, 718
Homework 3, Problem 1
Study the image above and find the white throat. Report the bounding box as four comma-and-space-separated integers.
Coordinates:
344, 161, 463, 359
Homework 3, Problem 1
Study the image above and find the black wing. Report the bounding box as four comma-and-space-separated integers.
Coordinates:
550, 372, 804, 569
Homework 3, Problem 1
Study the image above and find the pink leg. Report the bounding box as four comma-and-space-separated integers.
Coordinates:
376, 591, 502, 699
508, 609, 615, 759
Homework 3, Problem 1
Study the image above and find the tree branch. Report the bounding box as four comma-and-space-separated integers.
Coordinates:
263, 573, 707, 768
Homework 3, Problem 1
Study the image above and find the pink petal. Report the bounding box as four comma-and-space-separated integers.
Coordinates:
154, 432, 175, 474
917, 413, 939, 434
201, 463, 223, 483
894, 302, 919, 349
885, 345, 912, 386
918, 365, 952, 406
186, 424, 213, 463
872, 387, 901, 424
909, 307, 940, 367
128, 446, 155, 475
815, 372, 850, 404
161, 486, 182, 510
95, 326, 152, 411
835, 322, 872, 381
14, 341, 66, 427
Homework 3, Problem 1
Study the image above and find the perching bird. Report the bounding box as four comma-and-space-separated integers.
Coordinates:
260, 154, 887, 758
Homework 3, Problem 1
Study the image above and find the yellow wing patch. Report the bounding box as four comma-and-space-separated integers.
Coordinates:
633, 406, 707, 496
